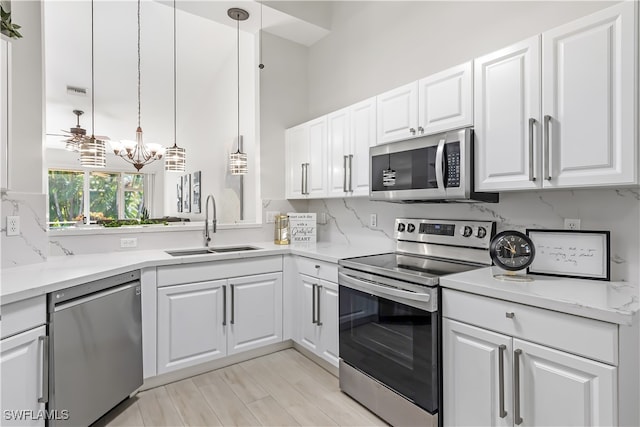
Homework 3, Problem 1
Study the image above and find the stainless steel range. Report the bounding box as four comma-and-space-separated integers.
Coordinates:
338, 218, 495, 427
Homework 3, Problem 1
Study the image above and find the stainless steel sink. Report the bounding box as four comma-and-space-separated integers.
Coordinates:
165, 246, 260, 256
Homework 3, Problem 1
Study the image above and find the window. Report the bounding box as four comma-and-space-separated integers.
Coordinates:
48, 169, 151, 227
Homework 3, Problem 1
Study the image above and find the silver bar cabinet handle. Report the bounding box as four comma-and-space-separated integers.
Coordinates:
305, 163, 310, 194
348, 155, 354, 192
528, 118, 536, 182
230, 284, 235, 325
311, 283, 317, 324
222, 285, 227, 326
498, 344, 507, 418
301, 163, 306, 195
316, 285, 323, 326
514, 349, 523, 425
409, 127, 416, 135
543, 115, 551, 181
38, 335, 49, 403
343, 155, 348, 192
418, 126, 424, 134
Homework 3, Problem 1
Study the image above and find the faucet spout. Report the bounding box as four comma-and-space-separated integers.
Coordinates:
204, 194, 217, 247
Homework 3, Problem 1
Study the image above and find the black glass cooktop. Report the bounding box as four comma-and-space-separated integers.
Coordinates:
339, 252, 481, 286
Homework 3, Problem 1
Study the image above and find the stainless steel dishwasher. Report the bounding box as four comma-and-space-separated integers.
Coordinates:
47, 271, 142, 427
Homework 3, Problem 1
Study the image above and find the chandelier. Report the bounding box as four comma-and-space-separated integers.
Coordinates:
110, 0, 164, 171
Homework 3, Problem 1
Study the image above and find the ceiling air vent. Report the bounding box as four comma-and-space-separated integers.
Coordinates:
66, 85, 87, 96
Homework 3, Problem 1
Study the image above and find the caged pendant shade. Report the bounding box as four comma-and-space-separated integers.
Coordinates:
165, 0, 186, 172
228, 8, 248, 176
80, 0, 106, 168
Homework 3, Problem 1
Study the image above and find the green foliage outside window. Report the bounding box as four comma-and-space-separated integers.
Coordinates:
89, 172, 119, 221
48, 170, 84, 225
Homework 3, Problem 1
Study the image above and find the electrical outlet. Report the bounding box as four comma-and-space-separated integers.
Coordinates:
120, 238, 138, 248
369, 213, 377, 228
564, 218, 581, 230
266, 211, 279, 223
6, 216, 19, 236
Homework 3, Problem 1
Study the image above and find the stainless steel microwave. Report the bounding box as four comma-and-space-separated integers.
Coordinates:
369, 128, 498, 203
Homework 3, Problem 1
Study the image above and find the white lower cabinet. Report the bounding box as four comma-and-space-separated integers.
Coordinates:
157, 272, 283, 375
0, 325, 47, 427
443, 289, 618, 427
294, 268, 339, 367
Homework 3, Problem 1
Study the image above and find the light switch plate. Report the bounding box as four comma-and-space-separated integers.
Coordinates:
120, 238, 138, 248
6, 216, 19, 236
369, 214, 377, 228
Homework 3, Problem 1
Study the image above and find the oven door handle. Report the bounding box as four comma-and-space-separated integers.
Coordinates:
339, 272, 433, 306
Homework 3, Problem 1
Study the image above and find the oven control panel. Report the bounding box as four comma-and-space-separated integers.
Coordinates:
395, 218, 496, 249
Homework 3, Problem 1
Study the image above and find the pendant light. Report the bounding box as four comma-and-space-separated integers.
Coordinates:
80, 0, 106, 168
110, 0, 164, 171
164, 0, 186, 172
228, 8, 248, 175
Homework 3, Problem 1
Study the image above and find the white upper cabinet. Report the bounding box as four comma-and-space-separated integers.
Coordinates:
327, 107, 351, 197
542, 1, 637, 188
376, 81, 419, 144
476, 1, 637, 191
1, 38, 10, 191
377, 61, 473, 145
285, 117, 328, 199
418, 61, 473, 136
285, 123, 308, 199
475, 36, 542, 191
327, 97, 376, 198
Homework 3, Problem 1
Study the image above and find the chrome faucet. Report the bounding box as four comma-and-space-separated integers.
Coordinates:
204, 194, 217, 247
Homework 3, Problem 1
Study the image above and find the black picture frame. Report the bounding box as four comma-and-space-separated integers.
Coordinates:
526, 229, 611, 281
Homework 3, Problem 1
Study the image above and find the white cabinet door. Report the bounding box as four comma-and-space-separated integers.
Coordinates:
227, 273, 283, 355
475, 37, 542, 191
418, 61, 473, 136
157, 280, 227, 374
376, 81, 418, 144
542, 1, 637, 188
307, 116, 328, 198
0, 326, 46, 427
1, 38, 10, 190
318, 280, 339, 367
327, 108, 350, 197
285, 124, 308, 199
443, 319, 512, 427
349, 97, 376, 197
514, 338, 616, 426
297, 274, 320, 353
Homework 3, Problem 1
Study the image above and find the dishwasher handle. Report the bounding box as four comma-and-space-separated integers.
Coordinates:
54, 282, 140, 312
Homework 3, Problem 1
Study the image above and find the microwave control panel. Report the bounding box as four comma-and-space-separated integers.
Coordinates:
446, 142, 461, 187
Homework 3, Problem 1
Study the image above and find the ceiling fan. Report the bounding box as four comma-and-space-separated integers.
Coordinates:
47, 109, 110, 152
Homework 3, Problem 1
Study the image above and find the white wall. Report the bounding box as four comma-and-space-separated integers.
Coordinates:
260, 32, 309, 200
307, 1, 616, 117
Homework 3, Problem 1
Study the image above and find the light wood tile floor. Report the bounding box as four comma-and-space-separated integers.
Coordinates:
94, 349, 387, 427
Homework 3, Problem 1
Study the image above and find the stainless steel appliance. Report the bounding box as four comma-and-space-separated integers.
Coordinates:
338, 218, 495, 427
369, 127, 498, 203
47, 271, 142, 427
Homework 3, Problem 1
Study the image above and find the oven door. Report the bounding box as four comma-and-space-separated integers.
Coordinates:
338, 272, 439, 414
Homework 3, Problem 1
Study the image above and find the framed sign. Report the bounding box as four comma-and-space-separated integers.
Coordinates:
288, 213, 317, 244
526, 229, 610, 281
192, 171, 201, 214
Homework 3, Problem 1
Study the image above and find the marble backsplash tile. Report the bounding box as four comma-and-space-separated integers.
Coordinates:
1, 191, 48, 268
308, 189, 640, 283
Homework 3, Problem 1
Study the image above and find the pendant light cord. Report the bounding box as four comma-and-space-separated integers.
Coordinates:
236, 13, 240, 153
259, 1, 264, 69
173, 0, 177, 147
137, 0, 141, 128
91, 0, 95, 137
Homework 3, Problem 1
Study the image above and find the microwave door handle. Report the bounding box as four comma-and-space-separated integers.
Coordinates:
435, 138, 446, 191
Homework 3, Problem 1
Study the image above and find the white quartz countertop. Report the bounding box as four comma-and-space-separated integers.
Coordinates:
0, 241, 387, 305
440, 267, 638, 325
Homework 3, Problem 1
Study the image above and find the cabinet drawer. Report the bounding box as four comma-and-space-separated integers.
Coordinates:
157, 256, 282, 287
296, 257, 338, 283
442, 289, 618, 365
1, 295, 46, 339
